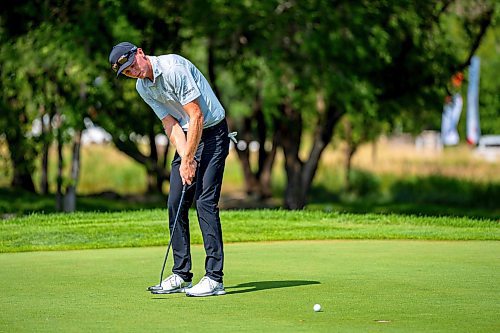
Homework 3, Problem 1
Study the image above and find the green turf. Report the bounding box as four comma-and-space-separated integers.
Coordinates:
1, 209, 498, 253
0, 240, 498, 332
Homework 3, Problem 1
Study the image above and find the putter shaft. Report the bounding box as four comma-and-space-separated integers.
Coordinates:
159, 183, 188, 285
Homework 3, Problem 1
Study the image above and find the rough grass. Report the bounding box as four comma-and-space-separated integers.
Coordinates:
1, 141, 498, 221
347, 140, 500, 183
2, 139, 499, 196
1, 209, 498, 253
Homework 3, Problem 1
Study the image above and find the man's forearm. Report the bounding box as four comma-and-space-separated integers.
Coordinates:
162, 115, 188, 157
184, 112, 203, 161
168, 125, 187, 158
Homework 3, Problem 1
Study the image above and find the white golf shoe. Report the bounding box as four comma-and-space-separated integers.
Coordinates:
149, 274, 192, 294
185, 276, 226, 297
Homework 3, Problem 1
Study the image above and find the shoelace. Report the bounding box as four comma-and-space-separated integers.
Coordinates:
199, 276, 215, 288
162, 274, 180, 288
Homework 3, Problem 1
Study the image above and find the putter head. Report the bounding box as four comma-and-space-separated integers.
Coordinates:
150, 289, 177, 295
147, 284, 162, 292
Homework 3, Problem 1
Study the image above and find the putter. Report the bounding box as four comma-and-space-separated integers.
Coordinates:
148, 183, 189, 292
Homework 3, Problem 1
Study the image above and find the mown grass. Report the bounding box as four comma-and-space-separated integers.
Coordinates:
1, 241, 499, 332
1, 209, 498, 253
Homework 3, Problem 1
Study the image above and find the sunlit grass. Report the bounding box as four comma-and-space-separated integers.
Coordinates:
1, 209, 498, 253
1, 241, 499, 332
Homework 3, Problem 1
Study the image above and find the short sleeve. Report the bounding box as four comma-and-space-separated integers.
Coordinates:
169, 65, 201, 105
136, 84, 169, 120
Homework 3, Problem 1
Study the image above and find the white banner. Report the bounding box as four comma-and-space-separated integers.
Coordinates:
441, 93, 463, 146
466, 56, 481, 145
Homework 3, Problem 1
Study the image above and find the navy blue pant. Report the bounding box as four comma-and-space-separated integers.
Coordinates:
168, 119, 229, 283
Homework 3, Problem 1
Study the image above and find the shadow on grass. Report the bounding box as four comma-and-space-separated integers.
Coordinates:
150, 280, 320, 299
225, 280, 321, 295
307, 174, 500, 220
0, 187, 165, 216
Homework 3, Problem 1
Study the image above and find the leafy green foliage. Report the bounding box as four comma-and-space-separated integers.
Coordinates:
476, 24, 500, 135
0, 0, 497, 207
1, 24, 97, 123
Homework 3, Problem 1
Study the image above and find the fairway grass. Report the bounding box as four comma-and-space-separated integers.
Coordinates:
1, 209, 498, 253
1, 241, 498, 332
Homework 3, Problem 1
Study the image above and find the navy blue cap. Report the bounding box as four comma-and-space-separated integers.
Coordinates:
109, 42, 137, 76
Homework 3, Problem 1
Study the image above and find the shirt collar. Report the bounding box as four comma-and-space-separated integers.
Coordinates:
144, 56, 162, 87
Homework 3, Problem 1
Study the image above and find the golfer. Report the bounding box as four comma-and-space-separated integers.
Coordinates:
109, 42, 229, 297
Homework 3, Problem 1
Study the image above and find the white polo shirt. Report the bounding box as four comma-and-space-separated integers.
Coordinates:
136, 55, 225, 130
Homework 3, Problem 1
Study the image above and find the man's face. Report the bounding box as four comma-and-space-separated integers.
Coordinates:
121, 48, 149, 79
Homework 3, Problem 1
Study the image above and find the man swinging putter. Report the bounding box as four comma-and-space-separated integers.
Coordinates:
109, 42, 231, 297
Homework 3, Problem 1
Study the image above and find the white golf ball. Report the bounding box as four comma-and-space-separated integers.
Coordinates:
313, 304, 322, 312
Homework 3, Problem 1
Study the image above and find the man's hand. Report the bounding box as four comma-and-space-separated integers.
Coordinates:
180, 158, 197, 185
161, 99, 203, 185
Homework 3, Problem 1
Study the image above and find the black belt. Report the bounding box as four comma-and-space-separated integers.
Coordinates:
201, 118, 226, 135
183, 118, 226, 136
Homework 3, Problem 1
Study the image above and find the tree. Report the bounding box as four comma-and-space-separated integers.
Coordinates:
1, 0, 496, 212
0, 23, 102, 210
93, 0, 191, 194
182, 0, 279, 198
0, 0, 189, 199
196, 0, 496, 209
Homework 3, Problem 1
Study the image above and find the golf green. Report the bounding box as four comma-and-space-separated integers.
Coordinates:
1, 240, 498, 332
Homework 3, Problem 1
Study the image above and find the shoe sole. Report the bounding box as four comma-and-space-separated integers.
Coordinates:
147, 285, 162, 292
185, 290, 226, 297
150, 284, 192, 294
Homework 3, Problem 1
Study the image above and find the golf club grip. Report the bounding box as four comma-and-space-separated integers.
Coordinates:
159, 184, 188, 284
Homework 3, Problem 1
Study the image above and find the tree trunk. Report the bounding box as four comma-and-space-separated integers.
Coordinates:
210, 43, 277, 198
207, 40, 278, 199
40, 113, 51, 195
10, 148, 36, 192
40, 143, 49, 194
344, 145, 357, 192
236, 149, 259, 194
64, 130, 82, 212
277, 102, 305, 210
5, 110, 36, 192
302, 101, 345, 195
55, 119, 64, 212
157, 140, 170, 194
146, 127, 160, 194
11, 163, 36, 192
278, 98, 344, 209
283, 163, 306, 210
230, 83, 277, 198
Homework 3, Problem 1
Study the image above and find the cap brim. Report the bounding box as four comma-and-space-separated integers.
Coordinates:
115, 53, 136, 77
